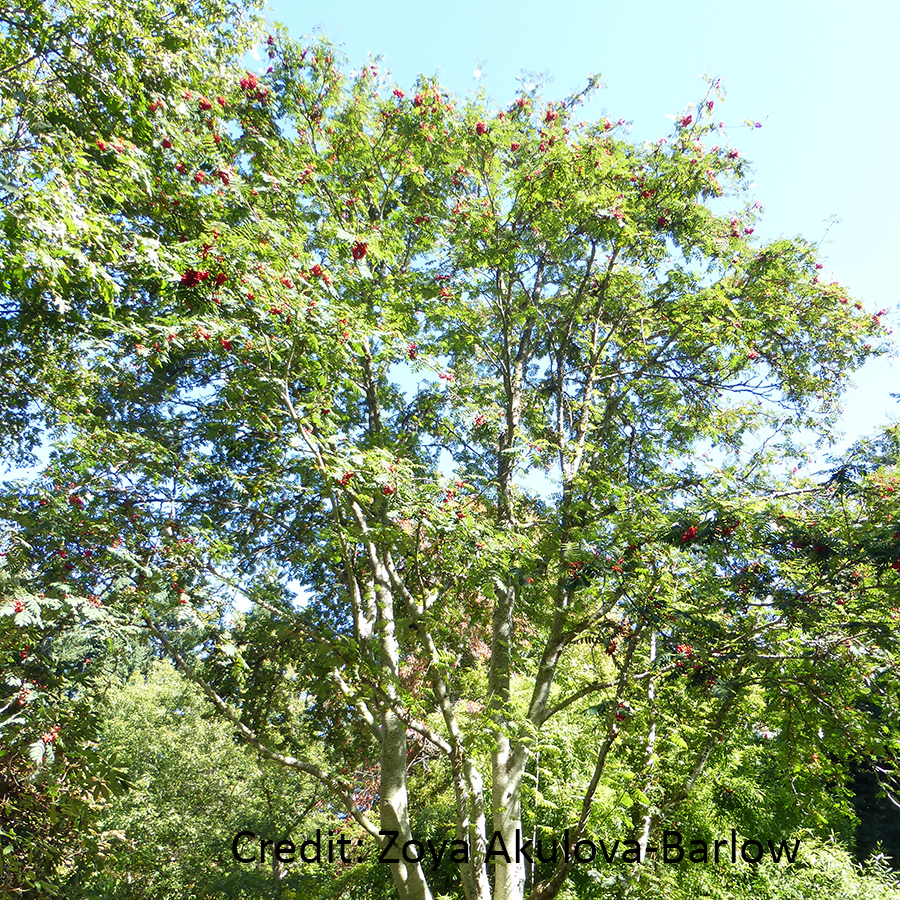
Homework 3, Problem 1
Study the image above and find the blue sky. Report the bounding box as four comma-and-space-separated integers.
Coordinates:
263, 0, 899, 455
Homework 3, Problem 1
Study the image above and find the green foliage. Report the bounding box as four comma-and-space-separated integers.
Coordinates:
64, 660, 362, 900
0, 553, 131, 896
646, 837, 900, 900
0, 0, 260, 463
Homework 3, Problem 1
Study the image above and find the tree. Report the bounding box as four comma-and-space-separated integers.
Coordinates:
67, 659, 367, 900
2, 11, 899, 900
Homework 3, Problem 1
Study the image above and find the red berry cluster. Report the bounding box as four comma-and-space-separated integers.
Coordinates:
239, 71, 270, 103
181, 269, 209, 287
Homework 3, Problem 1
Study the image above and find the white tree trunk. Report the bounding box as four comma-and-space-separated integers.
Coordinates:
492, 737, 528, 900
381, 707, 434, 900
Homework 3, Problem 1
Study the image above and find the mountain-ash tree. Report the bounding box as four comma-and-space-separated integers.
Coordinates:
2, 15, 899, 900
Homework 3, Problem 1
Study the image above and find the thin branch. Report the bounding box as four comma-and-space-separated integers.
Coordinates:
143, 616, 381, 840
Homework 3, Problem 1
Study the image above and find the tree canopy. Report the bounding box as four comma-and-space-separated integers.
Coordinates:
2, 2, 899, 899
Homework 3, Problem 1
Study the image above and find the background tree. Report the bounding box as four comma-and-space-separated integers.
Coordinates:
2, 10, 899, 900
65, 659, 384, 900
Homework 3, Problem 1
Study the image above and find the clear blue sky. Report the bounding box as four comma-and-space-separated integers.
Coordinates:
262, 0, 898, 455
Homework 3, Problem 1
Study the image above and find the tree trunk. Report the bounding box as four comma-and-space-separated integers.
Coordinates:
381, 707, 434, 900
492, 737, 529, 900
